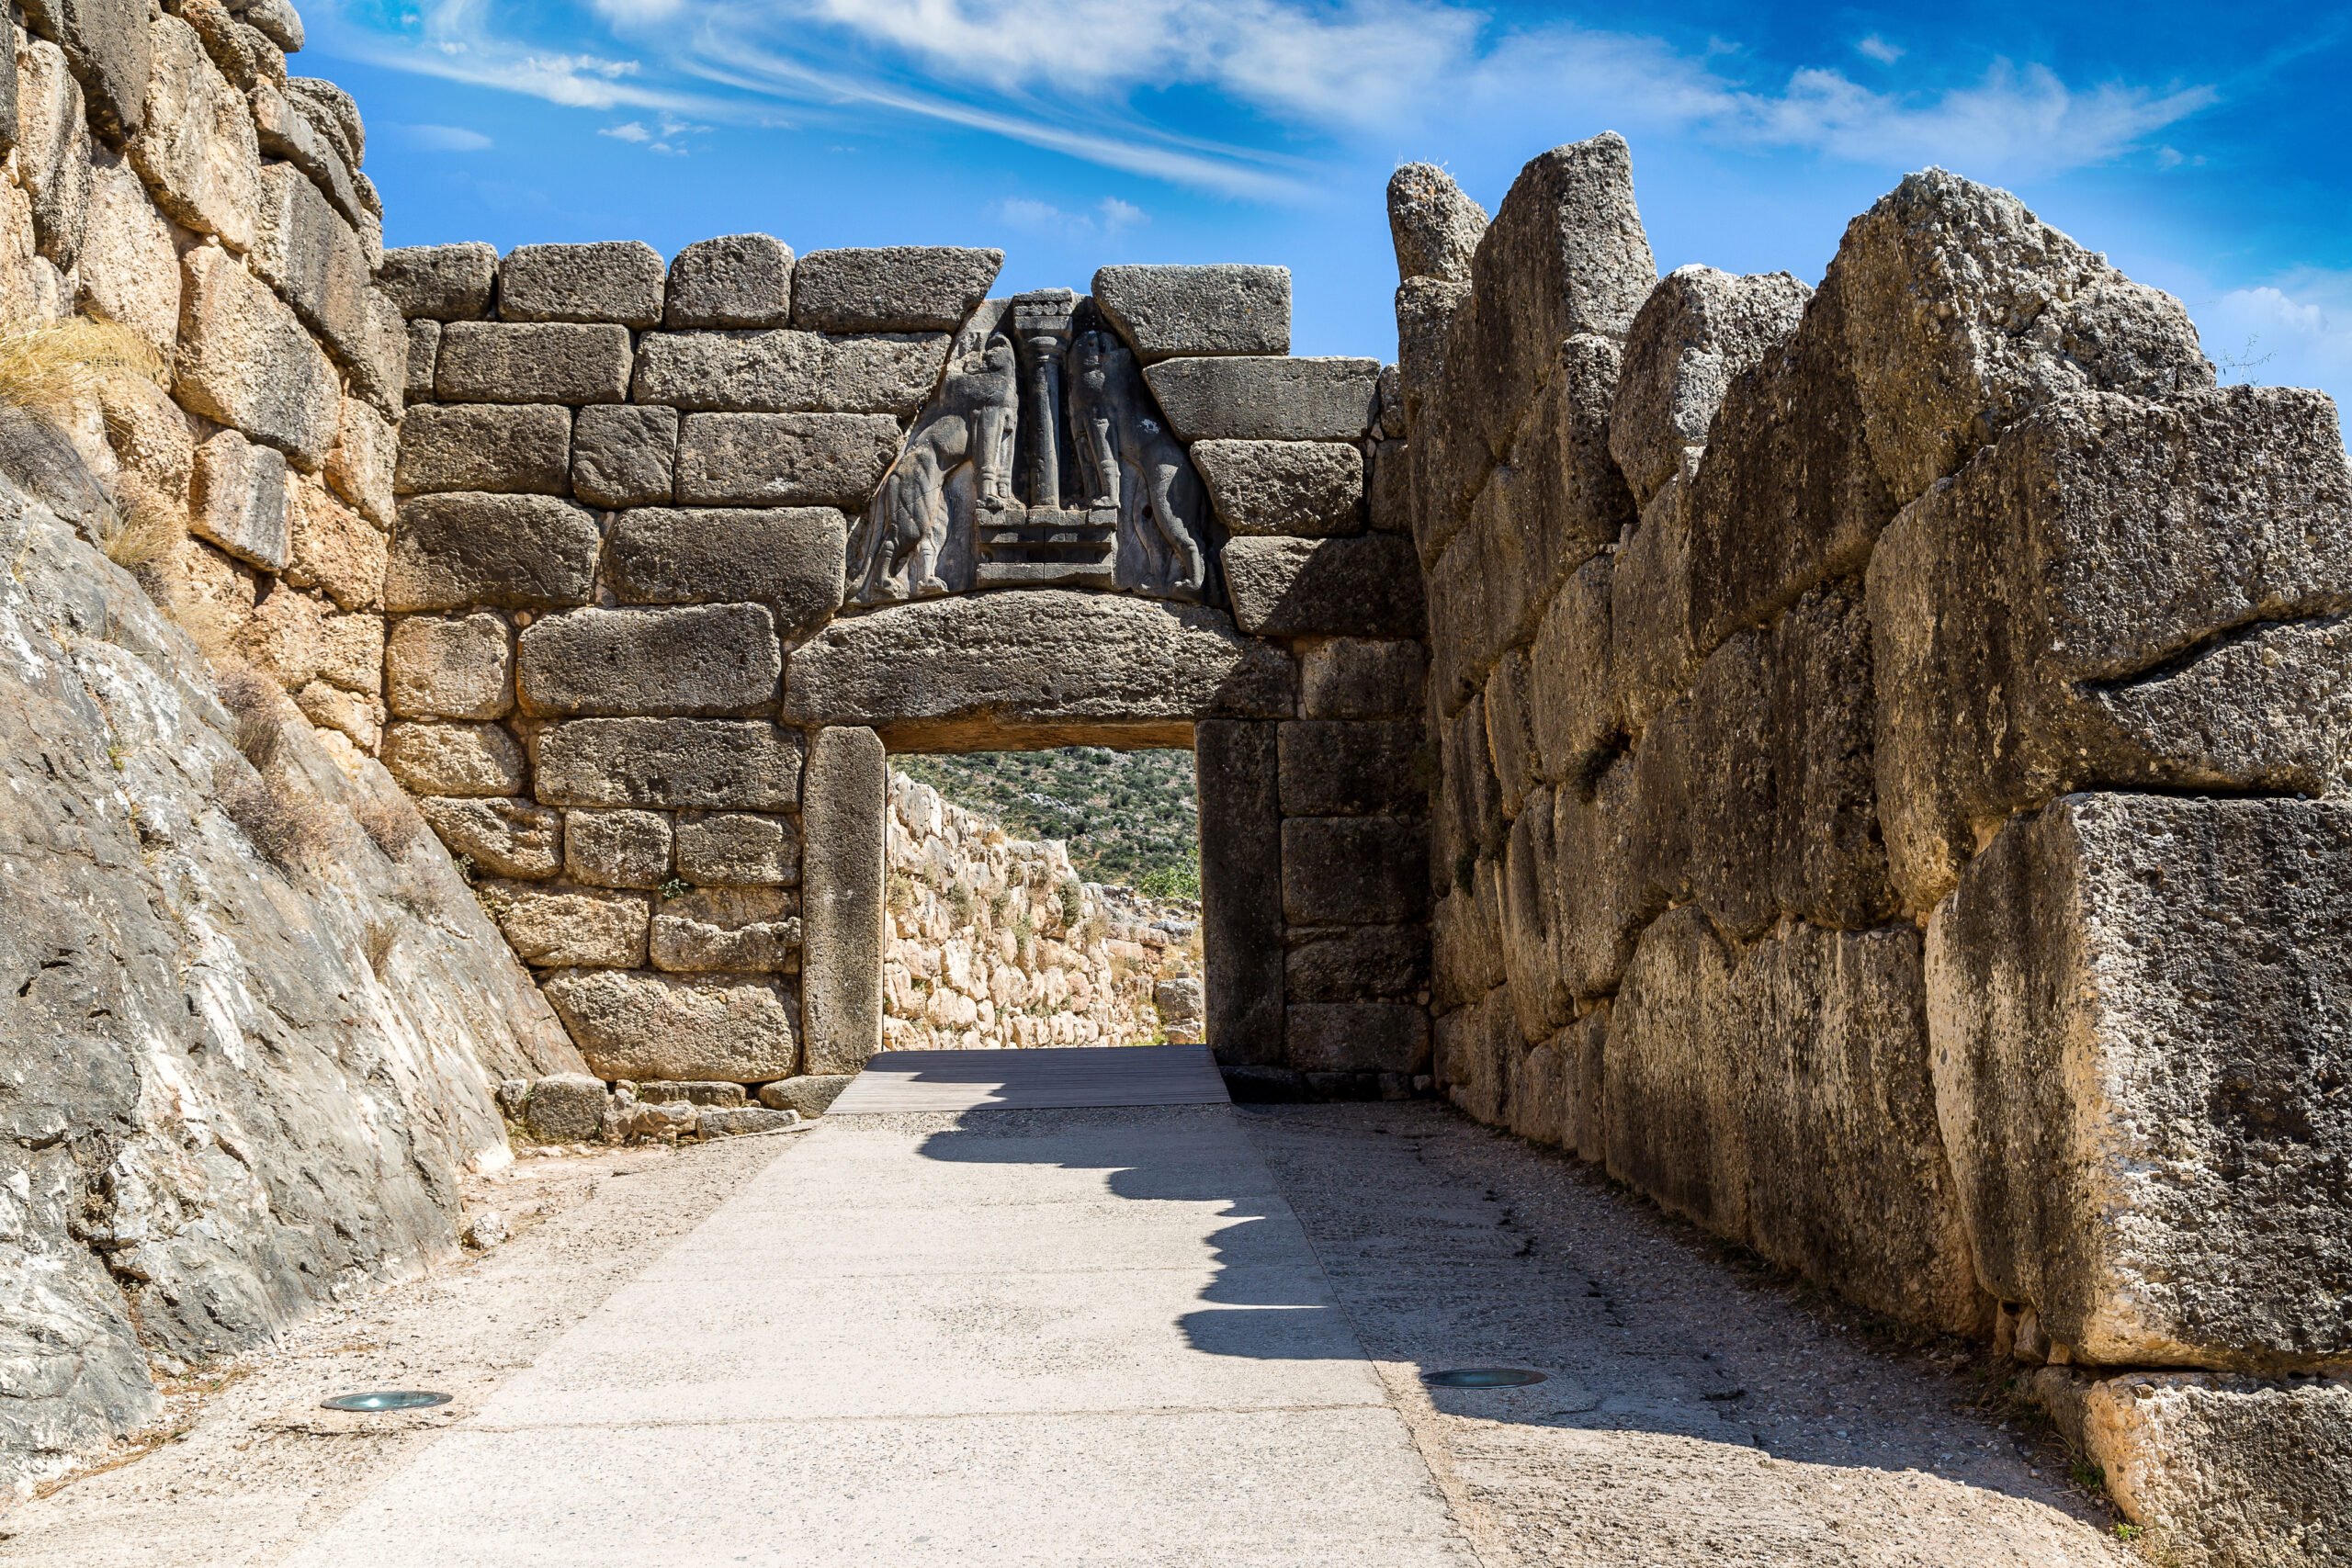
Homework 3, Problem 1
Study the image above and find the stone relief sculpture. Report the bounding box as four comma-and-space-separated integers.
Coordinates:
848, 290, 1212, 607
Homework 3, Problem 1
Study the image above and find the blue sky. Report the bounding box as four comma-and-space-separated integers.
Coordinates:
311, 1, 2352, 412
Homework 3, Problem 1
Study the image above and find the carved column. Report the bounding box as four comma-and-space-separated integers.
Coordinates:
1012, 290, 1075, 509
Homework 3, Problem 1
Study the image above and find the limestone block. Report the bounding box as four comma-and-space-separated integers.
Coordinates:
1498, 785, 1568, 1042
325, 398, 396, 528
175, 246, 340, 468
499, 241, 665, 327
96, 378, 193, 522
17, 41, 90, 267
1768, 582, 1894, 929
435, 321, 632, 406
1282, 817, 1428, 926
1285, 1002, 1429, 1075
293, 679, 382, 752
672, 412, 900, 508
1432, 699, 1501, 892
1561, 1006, 1608, 1164
241, 0, 302, 55
1223, 535, 1422, 640
188, 426, 289, 570
1682, 631, 1776, 942
631, 330, 948, 416
1609, 265, 1809, 507
534, 718, 803, 811
1928, 794, 2352, 1370
1193, 439, 1363, 537
283, 77, 362, 164
1299, 637, 1422, 720
1609, 477, 1699, 736
665, 233, 793, 329
1551, 755, 1646, 999
380, 721, 525, 797
635, 1081, 746, 1108
1284, 925, 1428, 1003
0, 17, 15, 163
394, 403, 573, 496
286, 476, 385, 610
379, 242, 497, 321
758, 1075, 854, 1117
1278, 719, 1421, 818
1527, 555, 1613, 785
478, 880, 649, 968
404, 320, 439, 403
126, 17, 254, 250
520, 1074, 606, 1144
789, 246, 1001, 333
605, 505, 844, 637
386, 493, 599, 613
417, 795, 562, 880
20, 0, 148, 143
1143, 356, 1381, 443
251, 163, 369, 375
1871, 387, 2352, 911
1419, 514, 1490, 715
784, 592, 1294, 747
1197, 720, 1285, 1066
650, 887, 801, 974
386, 612, 512, 721
516, 604, 783, 718
1091, 264, 1289, 363
1366, 438, 1410, 535
1386, 163, 1487, 285
563, 808, 673, 890
675, 811, 798, 887
799, 726, 885, 1074
1482, 650, 1537, 819
1435, 985, 1518, 1125
571, 405, 678, 509
1430, 882, 1503, 1012
542, 969, 798, 1084
76, 153, 177, 354
1604, 905, 1743, 1238
247, 83, 365, 243
1394, 274, 1469, 455
235, 581, 380, 692
1510, 1037, 1567, 1147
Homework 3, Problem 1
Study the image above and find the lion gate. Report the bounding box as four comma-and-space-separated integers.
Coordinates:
379, 242, 1431, 1104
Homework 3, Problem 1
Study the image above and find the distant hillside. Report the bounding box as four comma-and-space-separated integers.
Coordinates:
893, 748, 1200, 897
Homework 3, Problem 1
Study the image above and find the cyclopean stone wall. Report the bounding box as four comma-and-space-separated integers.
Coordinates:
1396, 133, 2352, 1560
382, 239, 1432, 1101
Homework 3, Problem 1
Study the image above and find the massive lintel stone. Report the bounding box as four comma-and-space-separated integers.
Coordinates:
379, 243, 498, 321
1091, 265, 1290, 364
604, 506, 846, 637
1223, 535, 1424, 640
435, 321, 632, 406
1928, 794, 2352, 1371
1142, 356, 1380, 443
515, 604, 783, 718
534, 718, 804, 810
386, 493, 600, 612
790, 246, 1001, 333
666, 233, 793, 329
631, 330, 947, 415
542, 968, 798, 1083
499, 241, 666, 327
1608, 265, 1809, 507
782, 591, 1295, 750
1193, 440, 1363, 537
673, 412, 900, 508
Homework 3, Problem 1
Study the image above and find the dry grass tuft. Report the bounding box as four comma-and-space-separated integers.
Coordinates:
96, 488, 183, 570
212, 662, 285, 772
0, 316, 166, 421
213, 760, 335, 873
352, 791, 424, 860
361, 919, 397, 978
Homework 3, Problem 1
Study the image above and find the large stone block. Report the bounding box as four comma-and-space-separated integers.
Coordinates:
188, 426, 289, 570
675, 812, 798, 888
499, 241, 665, 327
534, 719, 802, 811
1394, 275, 1471, 490
784, 591, 1294, 749
246, 81, 364, 243
1498, 784, 1568, 1043
789, 246, 1001, 333
1091, 265, 1289, 363
386, 493, 600, 612
478, 880, 650, 969
379, 242, 497, 321
1282, 817, 1428, 926
1432, 698, 1502, 893
1681, 631, 1776, 942
1527, 554, 1613, 785
1604, 906, 1743, 1238
1430, 882, 1503, 1011
1285, 1002, 1428, 1075
605, 506, 845, 637
515, 604, 783, 718
666, 233, 793, 329
1277, 720, 1420, 818
1298, 637, 1422, 720
385, 612, 513, 721
394, 403, 573, 496
435, 321, 632, 406
800, 727, 885, 1074
1284, 925, 1428, 1003
380, 722, 526, 797
1386, 163, 1486, 285
1435, 985, 1519, 1125
631, 330, 947, 416
175, 247, 340, 468
1551, 754, 1647, 1000
1197, 720, 1284, 1066
1608, 477, 1699, 736
542, 969, 798, 1083
286, 477, 386, 610
1223, 535, 1423, 640
77, 153, 177, 355
1193, 439, 1362, 537
20, 0, 149, 142
235, 584, 383, 694
416, 795, 561, 880
1869, 386, 2352, 911
673, 412, 900, 508
1366, 438, 1410, 535
563, 808, 673, 890
252, 164, 371, 378
571, 405, 679, 509
404, 321, 439, 403
326, 397, 397, 529
1770, 582, 1895, 929
1482, 649, 1538, 819
649, 887, 800, 975
1928, 794, 2352, 1371
1143, 356, 1380, 442
17, 41, 90, 268
126, 17, 254, 250
1608, 265, 1809, 507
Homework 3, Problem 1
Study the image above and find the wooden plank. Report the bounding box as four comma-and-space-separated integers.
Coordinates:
828, 1045, 1231, 1114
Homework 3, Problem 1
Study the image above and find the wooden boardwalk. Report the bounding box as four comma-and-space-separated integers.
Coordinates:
826, 1044, 1231, 1114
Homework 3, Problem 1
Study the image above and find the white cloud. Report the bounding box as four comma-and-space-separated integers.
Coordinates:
394, 121, 494, 152
600, 113, 708, 153
993, 195, 1151, 240
601, 120, 652, 141
2200, 273, 2352, 396
1856, 34, 1904, 65
592, 0, 682, 21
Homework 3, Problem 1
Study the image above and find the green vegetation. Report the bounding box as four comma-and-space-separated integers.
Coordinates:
897, 748, 1200, 896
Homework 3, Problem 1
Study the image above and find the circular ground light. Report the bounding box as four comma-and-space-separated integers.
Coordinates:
320, 1390, 454, 1413
1423, 1367, 1548, 1389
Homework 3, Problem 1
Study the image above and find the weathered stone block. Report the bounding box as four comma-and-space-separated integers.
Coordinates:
1430, 880, 1504, 1012
631, 330, 947, 416
17, 41, 90, 268
789, 246, 1001, 332
1510, 1036, 1568, 1147
478, 880, 649, 968
666, 233, 793, 329
757, 1074, 854, 1117
1682, 631, 1776, 942
1143, 356, 1380, 442
326, 398, 397, 529
1197, 720, 1284, 1066
1432, 699, 1502, 893
535, 719, 803, 811
381, 722, 526, 797
1498, 786, 1568, 1042
520, 1074, 606, 1144
1769, 582, 1895, 929
1193, 439, 1362, 537
1604, 906, 1743, 1237
1609, 265, 1809, 507
784, 592, 1294, 748
1527, 555, 1613, 785
78, 153, 177, 354
247, 82, 363, 243
515, 604, 782, 718
603, 505, 844, 640
1395, 276, 1474, 522
1091, 264, 1290, 363
675, 811, 798, 887
498, 241, 665, 327
127, 17, 254, 249
650, 887, 800, 974
1435, 985, 1518, 1125
294, 681, 384, 752
1551, 754, 1647, 1000
1299, 637, 1422, 720
435, 321, 632, 406
1284, 926, 1428, 1003
1928, 794, 2352, 1370
394, 403, 572, 497
1278, 720, 1421, 818
404, 321, 440, 404
1223, 535, 1422, 640
175, 247, 341, 468
386, 612, 512, 721
20, 0, 148, 142
635, 1080, 747, 1108
1386, 163, 1487, 285
672, 412, 900, 508
416, 795, 562, 880
1562, 1006, 1608, 1164
1366, 438, 1410, 536
380, 243, 496, 321
188, 426, 289, 570
542, 969, 798, 1083
1482, 650, 1538, 819
571, 405, 678, 509
286, 477, 386, 610
563, 808, 673, 890
1608, 477, 1698, 736
386, 493, 600, 612
1285, 1002, 1428, 1075
1282, 817, 1428, 926
252, 163, 370, 378
800, 727, 885, 1074
236, 584, 383, 694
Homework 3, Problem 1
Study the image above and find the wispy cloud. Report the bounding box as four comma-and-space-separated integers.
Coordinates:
390, 121, 493, 152
2202, 270, 2352, 392
1856, 34, 1904, 65
599, 112, 708, 154
994, 195, 1150, 240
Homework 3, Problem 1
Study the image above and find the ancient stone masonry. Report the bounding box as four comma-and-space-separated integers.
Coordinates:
1398, 133, 2352, 1561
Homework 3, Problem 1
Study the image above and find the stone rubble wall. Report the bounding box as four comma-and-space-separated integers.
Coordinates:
1397, 135, 2352, 1560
